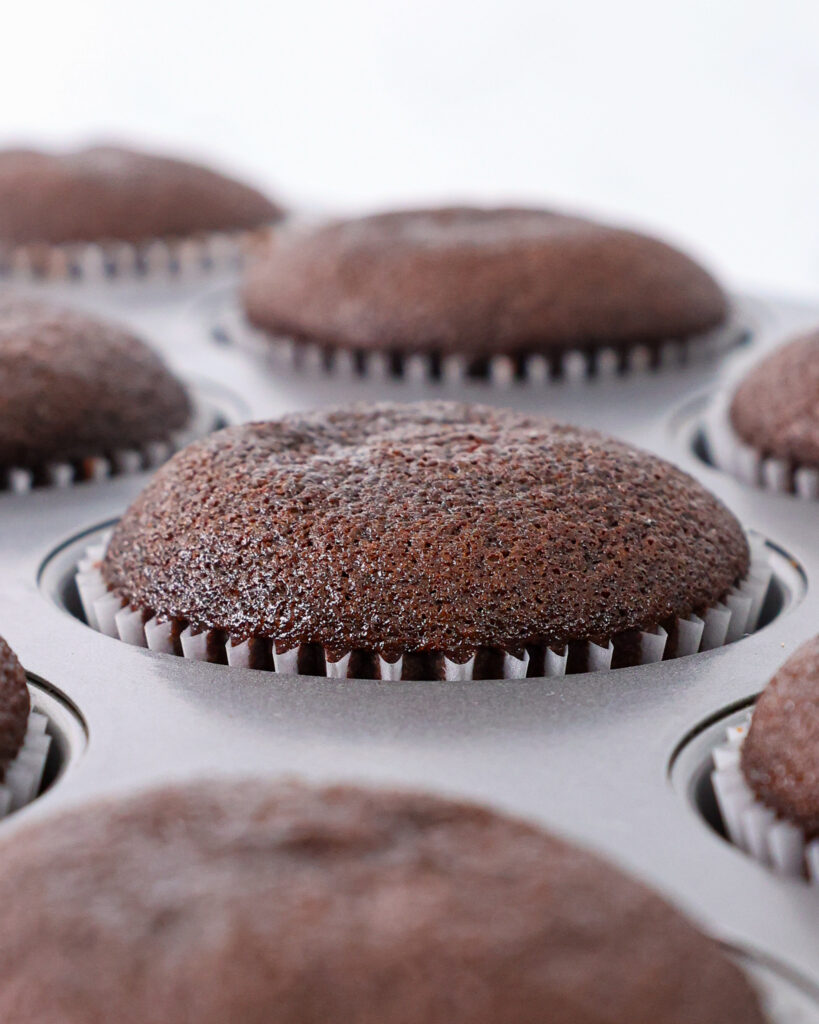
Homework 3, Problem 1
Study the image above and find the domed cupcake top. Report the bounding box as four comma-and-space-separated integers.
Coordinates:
742, 636, 819, 838
0, 295, 191, 469
729, 333, 819, 470
0, 636, 30, 781
102, 402, 749, 660
0, 145, 282, 246
0, 780, 765, 1024
242, 207, 728, 356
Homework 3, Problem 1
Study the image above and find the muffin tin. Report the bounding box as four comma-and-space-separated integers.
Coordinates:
1, 275, 817, 1019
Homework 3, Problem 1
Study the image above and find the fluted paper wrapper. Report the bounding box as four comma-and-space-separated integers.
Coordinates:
76, 536, 773, 681
0, 711, 51, 819
704, 392, 819, 500
0, 226, 274, 285
711, 715, 819, 884
1, 394, 218, 495
214, 300, 749, 387
739, 956, 819, 1024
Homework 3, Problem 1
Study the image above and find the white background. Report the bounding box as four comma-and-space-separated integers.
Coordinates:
2, 0, 818, 299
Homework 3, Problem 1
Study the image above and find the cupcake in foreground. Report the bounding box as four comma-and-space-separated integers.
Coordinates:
240, 206, 734, 381
0, 636, 51, 817
710, 332, 819, 498
0, 295, 192, 490
81, 402, 767, 679
0, 145, 282, 278
712, 637, 819, 882
0, 780, 766, 1023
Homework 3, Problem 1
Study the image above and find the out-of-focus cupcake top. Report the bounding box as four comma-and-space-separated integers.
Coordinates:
742, 636, 819, 838
0, 780, 766, 1024
729, 333, 819, 469
102, 401, 749, 660
0, 145, 283, 246
242, 206, 728, 356
0, 295, 191, 469
0, 636, 30, 781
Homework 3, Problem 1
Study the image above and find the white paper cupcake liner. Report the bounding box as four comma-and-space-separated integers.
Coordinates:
0, 391, 220, 495
711, 714, 819, 884
738, 956, 819, 1024
0, 710, 51, 819
703, 391, 819, 500
0, 225, 275, 286
213, 299, 749, 387
75, 535, 773, 680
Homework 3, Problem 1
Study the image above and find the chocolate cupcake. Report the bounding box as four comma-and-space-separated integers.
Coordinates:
711, 333, 819, 498
743, 637, 819, 838
0, 295, 192, 490
80, 402, 764, 679
238, 206, 735, 382
711, 637, 819, 882
0, 145, 282, 280
0, 779, 766, 1023
0, 635, 50, 818
0, 637, 29, 782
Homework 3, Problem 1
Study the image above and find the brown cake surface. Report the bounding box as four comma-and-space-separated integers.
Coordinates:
242, 207, 728, 356
0, 636, 30, 781
102, 402, 749, 662
0, 145, 281, 246
0, 295, 191, 469
742, 636, 819, 838
729, 333, 819, 469
0, 780, 765, 1024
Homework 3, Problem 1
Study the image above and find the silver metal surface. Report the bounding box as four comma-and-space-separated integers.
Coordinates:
1, 276, 817, 1009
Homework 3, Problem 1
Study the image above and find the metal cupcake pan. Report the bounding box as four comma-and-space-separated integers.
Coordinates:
0, 279, 817, 1017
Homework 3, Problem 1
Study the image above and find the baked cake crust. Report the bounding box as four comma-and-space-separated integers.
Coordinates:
0, 296, 191, 469
730, 333, 819, 470
0, 146, 282, 246
243, 207, 728, 356
102, 402, 749, 660
0, 780, 766, 1024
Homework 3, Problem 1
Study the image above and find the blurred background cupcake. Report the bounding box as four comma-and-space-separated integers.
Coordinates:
0, 779, 767, 1023
235, 206, 737, 384
712, 636, 819, 883
0, 144, 284, 283
706, 332, 819, 498
0, 294, 198, 491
